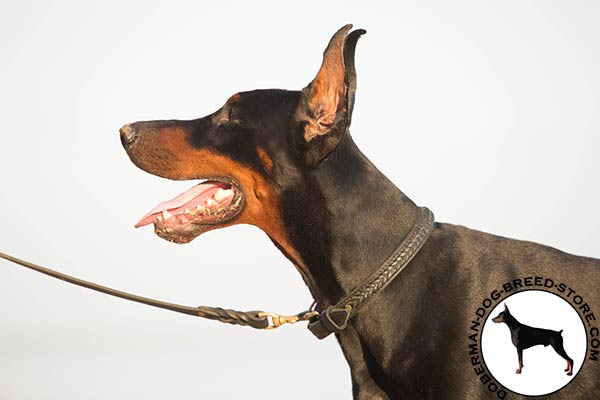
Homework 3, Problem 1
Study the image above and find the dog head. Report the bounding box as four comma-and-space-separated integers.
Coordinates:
119, 25, 365, 253
492, 304, 511, 323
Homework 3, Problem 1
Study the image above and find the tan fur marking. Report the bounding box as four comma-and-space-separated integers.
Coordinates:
227, 93, 241, 104
256, 147, 274, 173
132, 127, 307, 275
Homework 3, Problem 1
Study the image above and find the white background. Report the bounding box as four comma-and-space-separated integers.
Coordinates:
1, 1, 599, 399
482, 291, 587, 396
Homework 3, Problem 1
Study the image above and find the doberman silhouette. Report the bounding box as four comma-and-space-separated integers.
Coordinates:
492, 304, 574, 376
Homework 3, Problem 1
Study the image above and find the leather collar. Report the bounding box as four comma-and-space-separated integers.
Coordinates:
307, 206, 435, 339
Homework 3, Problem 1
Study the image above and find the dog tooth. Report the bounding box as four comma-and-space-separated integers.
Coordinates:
214, 188, 232, 202
162, 210, 172, 220
157, 216, 163, 222
206, 198, 218, 208
213, 188, 225, 201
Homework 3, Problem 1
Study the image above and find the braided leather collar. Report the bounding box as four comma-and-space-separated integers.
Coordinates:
307, 206, 435, 339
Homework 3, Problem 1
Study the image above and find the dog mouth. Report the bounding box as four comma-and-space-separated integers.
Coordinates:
134, 177, 244, 243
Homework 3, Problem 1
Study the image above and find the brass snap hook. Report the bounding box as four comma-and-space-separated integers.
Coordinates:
258, 308, 320, 330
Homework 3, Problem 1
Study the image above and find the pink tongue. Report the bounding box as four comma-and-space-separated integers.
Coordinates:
135, 181, 229, 228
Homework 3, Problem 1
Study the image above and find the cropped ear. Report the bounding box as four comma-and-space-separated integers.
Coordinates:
297, 24, 366, 166
504, 304, 509, 312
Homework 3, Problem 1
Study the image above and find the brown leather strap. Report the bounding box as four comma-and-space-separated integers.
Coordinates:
0, 251, 312, 330
308, 207, 435, 339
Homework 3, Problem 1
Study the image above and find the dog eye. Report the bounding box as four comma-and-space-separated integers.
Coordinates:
228, 107, 239, 120
226, 108, 242, 126
214, 108, 239, 127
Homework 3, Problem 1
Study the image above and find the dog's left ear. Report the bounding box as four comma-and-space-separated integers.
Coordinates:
504, 304, 510, 312
297, 24, 366, 166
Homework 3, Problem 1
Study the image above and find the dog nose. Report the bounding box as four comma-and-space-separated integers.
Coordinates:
120, 124, 137, 145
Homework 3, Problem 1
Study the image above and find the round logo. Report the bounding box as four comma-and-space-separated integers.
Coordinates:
481, 290, 587, 396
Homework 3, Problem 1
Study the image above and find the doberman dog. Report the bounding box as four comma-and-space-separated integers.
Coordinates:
492, 304, 574, 376
120, 25, 600, 399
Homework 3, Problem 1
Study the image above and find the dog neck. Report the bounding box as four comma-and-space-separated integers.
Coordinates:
283, 131, 419, 307
503, 312, 522, 330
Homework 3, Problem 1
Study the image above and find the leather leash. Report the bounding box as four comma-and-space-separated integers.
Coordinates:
0, 251, 315, 330
0, 207, 434, 338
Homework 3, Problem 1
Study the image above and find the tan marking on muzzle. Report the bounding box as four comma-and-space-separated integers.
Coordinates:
126, 124, 308, 277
